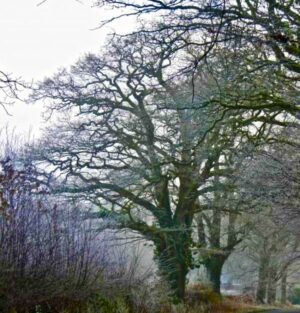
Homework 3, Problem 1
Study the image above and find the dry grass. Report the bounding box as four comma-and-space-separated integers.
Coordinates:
169, 285, 273, 313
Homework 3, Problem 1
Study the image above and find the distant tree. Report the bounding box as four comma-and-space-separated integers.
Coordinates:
195, 165, 248, 294
240, 127, 300, 233
240, 210, 300, 304
238, 126, 300, 304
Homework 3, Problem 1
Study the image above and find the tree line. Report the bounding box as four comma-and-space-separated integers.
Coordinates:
0, 0, 299, 308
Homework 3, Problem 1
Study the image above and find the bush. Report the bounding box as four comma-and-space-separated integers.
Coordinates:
0, 157, 148, 313
186, 283, 222, 307
288, 286, 300, 304
0, 197, 105, 311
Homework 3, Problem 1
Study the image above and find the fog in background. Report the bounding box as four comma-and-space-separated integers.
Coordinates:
0, 0, 133, 136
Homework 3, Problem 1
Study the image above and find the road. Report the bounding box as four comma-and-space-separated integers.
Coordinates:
267, 308, 300, 313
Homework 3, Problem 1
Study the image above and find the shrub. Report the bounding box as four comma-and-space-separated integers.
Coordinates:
0, 157, 146, 312
288, 286, 300, 304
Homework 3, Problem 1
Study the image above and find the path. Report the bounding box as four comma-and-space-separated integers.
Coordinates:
268, 309, 300, 313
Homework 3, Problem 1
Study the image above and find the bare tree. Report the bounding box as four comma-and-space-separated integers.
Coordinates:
195, 167, 248, 294
240, 210, 300, 304
30, 28, 291, 301
237, 126, 300, 304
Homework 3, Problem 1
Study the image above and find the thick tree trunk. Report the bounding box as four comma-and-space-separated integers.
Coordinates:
154, 229, 191, 302
205, 256, 226, 294
160, 251, 189, 302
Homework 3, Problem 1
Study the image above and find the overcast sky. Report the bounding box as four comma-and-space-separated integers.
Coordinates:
0, 0, 133, 138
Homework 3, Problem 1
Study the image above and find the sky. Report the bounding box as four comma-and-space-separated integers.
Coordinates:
0, 0, 133, 138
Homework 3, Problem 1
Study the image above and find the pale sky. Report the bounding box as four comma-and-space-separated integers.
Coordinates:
0, 0, 133, 138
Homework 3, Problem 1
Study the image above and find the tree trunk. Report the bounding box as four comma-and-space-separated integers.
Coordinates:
205, 172, 224, 294
256, 255, 270, 304
267, 266, 277, 304
281, 269, 288, 305
267, 277, 276, 303
267, 289, 277, 305
177, 263, 188, 300
161, 249, 189, 302
154, 229, 191, 302
205, 255, 226, 294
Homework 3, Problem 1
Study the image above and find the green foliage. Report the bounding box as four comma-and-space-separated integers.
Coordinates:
288, 286, 300, 304
88, 295, 130, 313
